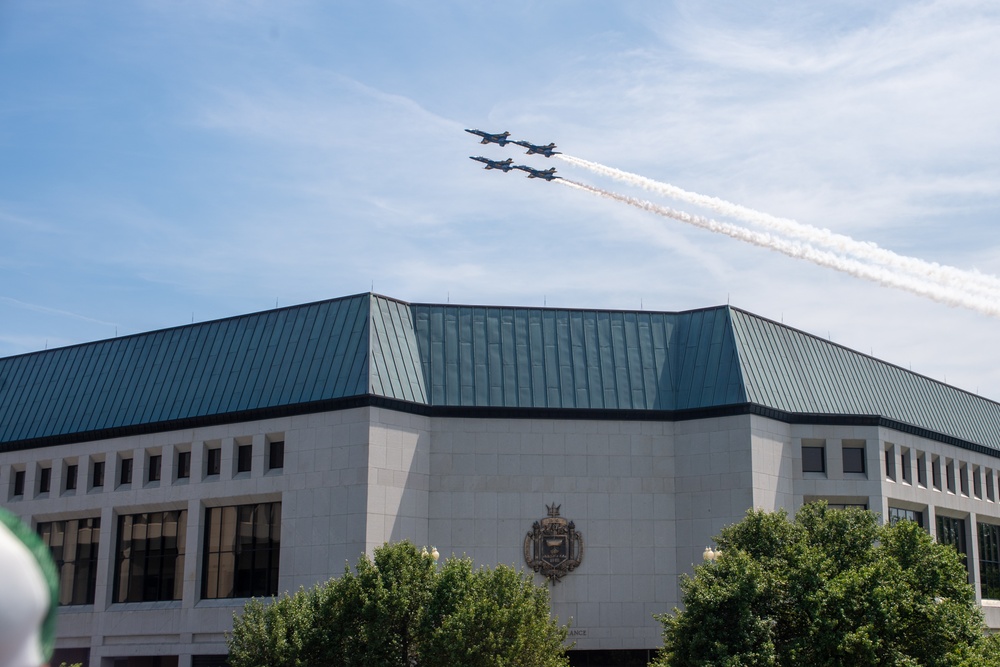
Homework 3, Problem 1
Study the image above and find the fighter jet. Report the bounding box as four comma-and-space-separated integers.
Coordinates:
465, 129, 512, 147
513, 140, 560, 157
514, 165, 559, 181
470, 156, 515, 172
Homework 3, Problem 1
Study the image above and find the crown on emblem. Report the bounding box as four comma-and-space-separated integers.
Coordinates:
546, 503, 561, 517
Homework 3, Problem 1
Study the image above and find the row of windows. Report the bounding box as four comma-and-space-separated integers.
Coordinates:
801, 441, 867, 475
7, 439, 284, 500
36, 502, 281, 605
801, 441, 1000, 505
885, 443, 997, 501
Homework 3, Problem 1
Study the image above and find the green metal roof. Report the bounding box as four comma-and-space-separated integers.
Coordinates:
1, 293, 998, 454
729, 310, 1000, 450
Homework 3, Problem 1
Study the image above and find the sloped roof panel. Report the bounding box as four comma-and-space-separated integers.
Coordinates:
730, 308, 1000, 449
369, 296, 426, 404
407, 303, 745, 411
0, 294, 372, 445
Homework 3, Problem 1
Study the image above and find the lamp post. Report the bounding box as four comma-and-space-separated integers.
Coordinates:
702, 546, 721, 562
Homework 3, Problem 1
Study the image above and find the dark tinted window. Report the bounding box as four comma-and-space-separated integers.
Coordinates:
39, 467, 51, 493
202, 502, 281, 599
38, 517, 101, 605
268, 441, 284, 471
92, 460, 105, 488
65, 464, 78, 491
237, 445, 252, 473
120, 458, 133, 485
842, 447, 865, 474
206, 448, 221, 476
148, 455, 162, 482
802, 446, 825, 473
177, 451, 191, 479
114, 510, 187, 602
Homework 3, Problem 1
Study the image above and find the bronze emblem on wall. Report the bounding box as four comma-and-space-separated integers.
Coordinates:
524, 504, 583, 583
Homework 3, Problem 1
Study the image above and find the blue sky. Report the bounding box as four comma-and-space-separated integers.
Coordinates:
3, 1, 1000, 398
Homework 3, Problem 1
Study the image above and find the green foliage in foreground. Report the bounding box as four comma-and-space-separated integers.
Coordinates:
228, 540, 569, 667
654, 502, 1000, 667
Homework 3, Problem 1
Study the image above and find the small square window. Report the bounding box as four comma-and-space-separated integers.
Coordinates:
237, 444, 252, 473
39, 467, 51, 494
268, 440, 285, 471
13, 470, 25, 497
65, 464, 78, 491
92, 460, 105, 488
802, 446, 826, 473
148, 455, 161, 483
842, 447, 865, 474
120, 458, 133, 486
177, 451, 191, 479
206, 448, 221, 476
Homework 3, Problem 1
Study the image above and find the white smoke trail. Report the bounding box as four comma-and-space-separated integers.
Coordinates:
557, 178, 1000, 318
557, 154, 1000, 299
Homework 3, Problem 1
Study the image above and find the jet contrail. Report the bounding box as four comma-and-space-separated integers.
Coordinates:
557, 154, 1000, 299
557, 178, 1000, 318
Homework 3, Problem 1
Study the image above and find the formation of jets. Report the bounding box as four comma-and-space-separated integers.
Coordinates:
465, 129, 560, 181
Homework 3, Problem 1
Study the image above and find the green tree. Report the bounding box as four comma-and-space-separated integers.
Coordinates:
654, 502, 1000, 667
228, 540, 569, 667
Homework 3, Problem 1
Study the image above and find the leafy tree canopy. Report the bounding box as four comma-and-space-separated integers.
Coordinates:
228, 540, 569, 667
654, 502, 1000, 667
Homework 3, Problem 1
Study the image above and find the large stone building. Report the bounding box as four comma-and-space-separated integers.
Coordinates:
2, 292, 1000, 667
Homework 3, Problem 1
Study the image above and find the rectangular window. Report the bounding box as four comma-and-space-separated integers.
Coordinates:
268, 440, 284, 471
946, 460, 956, 493
900, 449, 910, 483
237, 444, 252, 473
802, 446, 825, 473
887, 506, 924, 528
148, 455, 162, 483
960, 464, 969, 496
13, 469, 25, 497
202, 502, 281, 599
65, 464, 78, 491
120, 458, 133, 486
92, 460, 105, 488
39, 466, 51, 494
885, 446, 896, 480
916, 454, 927, 487
176, 451, 191, 480
114, 510, 187, 603
206, 448, 221, 476
38, 518, 101, 605
974, 467, 983, 499
842, 447, 866, 474
979, 522, 1000, 600
937, 515, 968, 574
932, 456, 942, 490
988, 470, 996, 502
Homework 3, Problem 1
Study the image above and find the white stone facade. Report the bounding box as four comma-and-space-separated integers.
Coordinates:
3, 405, 1000, 666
